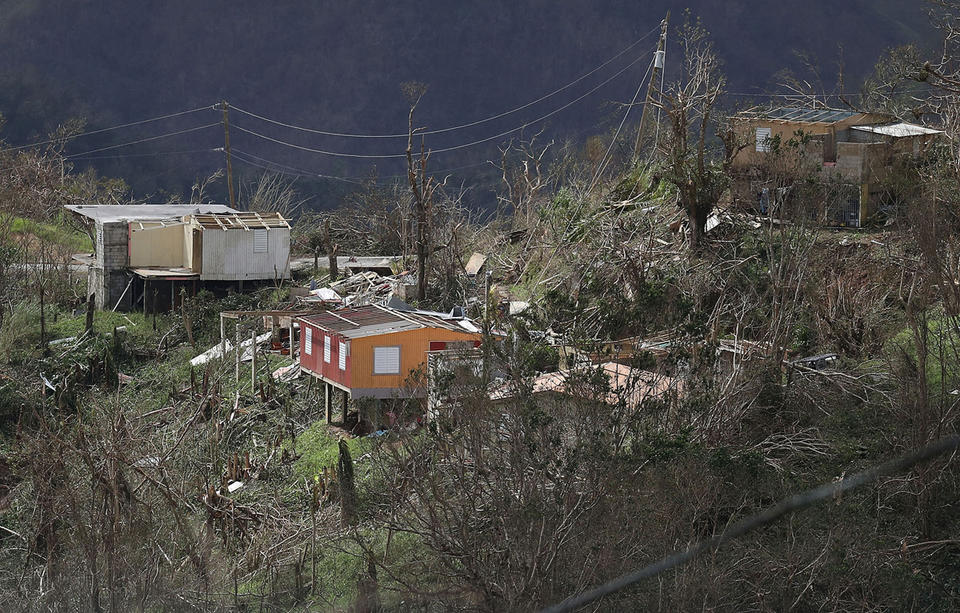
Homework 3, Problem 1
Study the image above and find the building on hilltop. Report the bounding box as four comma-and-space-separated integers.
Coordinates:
731, 107, 943, 227
66, 204, 291, 311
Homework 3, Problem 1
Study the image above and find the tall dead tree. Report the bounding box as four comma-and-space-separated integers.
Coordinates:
494, 132, 553, 227
322, 219, 339, 281
403, 82, 441, 301
654, 15, 737, 250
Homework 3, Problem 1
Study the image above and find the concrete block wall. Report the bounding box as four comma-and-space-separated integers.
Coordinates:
96, 221, 129, 269
92, 221, 131, 309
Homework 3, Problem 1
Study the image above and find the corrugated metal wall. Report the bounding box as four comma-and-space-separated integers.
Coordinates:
200, 227, 290, 281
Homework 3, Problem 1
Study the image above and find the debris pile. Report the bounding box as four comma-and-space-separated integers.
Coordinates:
298, 271, 416, 309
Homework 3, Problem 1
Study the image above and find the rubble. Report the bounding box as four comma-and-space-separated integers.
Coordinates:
297, 270, 417, 309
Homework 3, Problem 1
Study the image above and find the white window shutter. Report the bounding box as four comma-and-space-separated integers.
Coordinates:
756, 127, 772, 153
373, 346, 400, 375
339, 342, 347, 371
253, 229, 268, 253
324, 336, 331, 363
304, 327, 312, 355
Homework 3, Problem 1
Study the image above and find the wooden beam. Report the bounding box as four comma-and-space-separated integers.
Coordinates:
220, 309, 326, 319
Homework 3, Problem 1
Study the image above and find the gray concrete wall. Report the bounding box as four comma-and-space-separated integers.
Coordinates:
91, 221, 131, 309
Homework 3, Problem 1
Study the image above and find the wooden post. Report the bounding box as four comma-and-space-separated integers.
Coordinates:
143, 279, 149, 316
342, 389, 349, 424
235, 322, 241, 381
85, 293, 95, 334
222, 100, 236, 209
325, 384, 332, 424
220, 314, 226, 362
288, 318, 296, 360
635, 11, 670, 155
251, 329, 257, 391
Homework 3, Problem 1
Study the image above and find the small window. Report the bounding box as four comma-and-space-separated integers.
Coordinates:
373, 346, 400, 375
339, 342, 348, 371
324, 336, 331, 363
756, 127, 772, 153
304, 327, 312, 355
253, 229, 268, 253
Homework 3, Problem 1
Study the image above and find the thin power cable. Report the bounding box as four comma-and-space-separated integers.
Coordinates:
587, 55, 654, 192
68, 148, 220, 162
230, 149, 363, 185
231, 50, 654, 160
0, 123, 220, 175
228, 25, 661, 139
231, 147, 492, 183
62, 123, 221, 159
540, 434, 960, 613
0, 105, 215, 154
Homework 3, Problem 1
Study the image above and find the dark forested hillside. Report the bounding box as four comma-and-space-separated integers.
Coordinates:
0, 0, 933, 201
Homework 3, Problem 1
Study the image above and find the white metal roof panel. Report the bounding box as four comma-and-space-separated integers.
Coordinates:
65, 204, 237, 223
850, 122, 943, 137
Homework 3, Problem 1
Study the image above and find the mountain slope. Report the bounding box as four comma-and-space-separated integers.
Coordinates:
0, 1, 934, 200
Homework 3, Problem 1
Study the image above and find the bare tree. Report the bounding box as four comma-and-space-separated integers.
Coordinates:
493, 131, 553, 227
654, 14, 739, 250
242, 171, 310, 218
403, 82, 441, 301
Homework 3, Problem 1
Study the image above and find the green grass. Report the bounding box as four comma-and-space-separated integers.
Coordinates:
293, 420, 377, 480
9, 216, 92, 253
47, 309, 163, 344
887, 312, 960, 397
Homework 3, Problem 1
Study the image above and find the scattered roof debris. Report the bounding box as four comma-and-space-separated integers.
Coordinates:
490, 362, 678, 410
464, 252, 488, 276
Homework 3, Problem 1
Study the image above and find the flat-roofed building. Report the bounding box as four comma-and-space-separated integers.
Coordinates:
66, 204, 291, 310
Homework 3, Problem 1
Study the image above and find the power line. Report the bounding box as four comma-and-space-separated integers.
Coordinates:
231, 147, 493, 184
0, 105, 215, 154
228, 26, 661, 140
540, 434, 960, 613
68, 148, 220, 162
230, 149, 363, 185
62, 123, 221, 159
0, 123, 220, 175
588, 55, 654, 192
231, 49, 654, 160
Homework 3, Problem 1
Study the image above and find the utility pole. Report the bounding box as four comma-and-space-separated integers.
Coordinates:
221, 100, 236, 209
635, 12, 670, 156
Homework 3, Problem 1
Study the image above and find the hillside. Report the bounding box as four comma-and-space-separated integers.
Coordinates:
0, 1, 932, 202
2, 6, 960, 610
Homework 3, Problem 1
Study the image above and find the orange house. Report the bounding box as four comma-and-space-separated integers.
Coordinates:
298, 305, 484, 414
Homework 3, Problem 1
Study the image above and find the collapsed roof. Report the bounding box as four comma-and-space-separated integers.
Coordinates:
298, 304, 480, 339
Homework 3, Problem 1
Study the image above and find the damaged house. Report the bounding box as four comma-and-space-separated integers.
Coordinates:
297, 304, 484, 420
731, 107, 943, 227
67, 204, 291, 310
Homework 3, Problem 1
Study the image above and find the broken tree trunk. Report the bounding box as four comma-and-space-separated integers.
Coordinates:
85, 293, 95, 334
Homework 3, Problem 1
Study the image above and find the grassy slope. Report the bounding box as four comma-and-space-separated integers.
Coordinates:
8, 216, 92, 253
